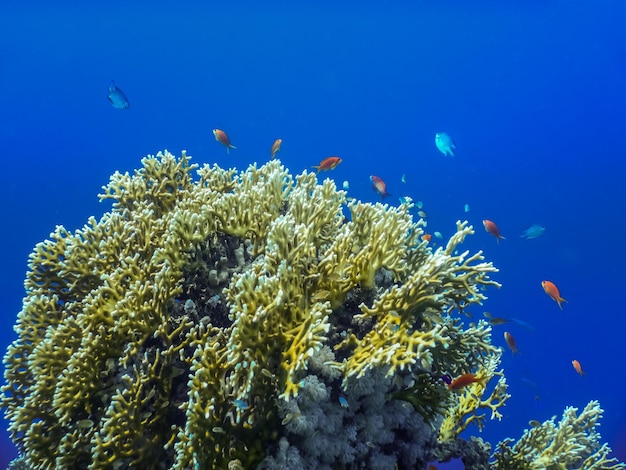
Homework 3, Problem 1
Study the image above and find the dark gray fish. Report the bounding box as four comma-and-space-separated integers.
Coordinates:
107, 80, 129, 109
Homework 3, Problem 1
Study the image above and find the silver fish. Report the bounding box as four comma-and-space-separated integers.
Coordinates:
107, 81, 129, 109
435, 132, 456, 156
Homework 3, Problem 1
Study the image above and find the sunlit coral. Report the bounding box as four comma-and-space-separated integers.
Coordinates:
0, 151, 620, 469
492, 400, 625, 469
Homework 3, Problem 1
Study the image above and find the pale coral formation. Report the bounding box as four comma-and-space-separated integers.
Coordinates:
0, 150, 621, 469
492, 400, 625, 469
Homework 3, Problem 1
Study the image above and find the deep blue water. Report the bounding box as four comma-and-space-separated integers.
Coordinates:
1, 1, 625, 467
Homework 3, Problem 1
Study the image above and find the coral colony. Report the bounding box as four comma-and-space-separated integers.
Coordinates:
1, 152, 623, 469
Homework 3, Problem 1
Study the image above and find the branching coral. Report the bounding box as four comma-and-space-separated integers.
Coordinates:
0, 150, 621, 469
338, 221, 501, 384
492, 400, 625, 469
438, 347, 510, 441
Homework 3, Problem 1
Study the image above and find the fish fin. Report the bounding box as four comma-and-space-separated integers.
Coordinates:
557, 298, 568, 310
229, 144, 237, 150
312, 166, 320, 173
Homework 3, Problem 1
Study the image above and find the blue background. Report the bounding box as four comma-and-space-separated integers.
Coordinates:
1, 1, 625, 467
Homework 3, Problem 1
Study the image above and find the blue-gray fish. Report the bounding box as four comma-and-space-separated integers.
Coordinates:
107, 81, 129, 109
520, 224, 545, 240
435, 132, 456, 156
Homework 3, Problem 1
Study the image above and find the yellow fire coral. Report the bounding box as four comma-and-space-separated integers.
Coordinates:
338, 220, 501, 383
1, 150, 607, 469
492, 400, 625, 469
439, 346, 510, 441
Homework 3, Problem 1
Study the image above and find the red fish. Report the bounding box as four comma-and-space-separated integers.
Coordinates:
483, 219, 505, 243
503, 331, 520, 355
213, 129, 237, 153
312, 156, 342, 173
571, 359, 585, 376
370, 175, 390, 199
541, 280, 567, 310
448, 373, 486, 391
271, 138, 282, 159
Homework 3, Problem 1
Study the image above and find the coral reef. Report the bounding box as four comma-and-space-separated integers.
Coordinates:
0, 151, 622, 469
492, 400, 625, 469
439, 348, 510, 441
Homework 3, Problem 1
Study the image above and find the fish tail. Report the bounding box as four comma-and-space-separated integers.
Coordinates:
557, 297, 568, 310
229, 144, 237, 150
312, 166, 320, 173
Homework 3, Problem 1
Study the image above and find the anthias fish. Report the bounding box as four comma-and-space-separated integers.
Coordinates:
541, 280, 567, 310
312, 156, 342, 173
370, 175, 390, 199
213, 129, 237, 154
271, 138, 282, 158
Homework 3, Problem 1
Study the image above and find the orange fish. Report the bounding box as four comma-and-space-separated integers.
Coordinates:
422, 233, 432, 243
482, 219, 505, 243
312, 156, 342, 173
271, 138, 282, 159
213, 129, 236, 153
428, 465, 438, 470
541, 280, 567, 310
448, 373, 486, 391
370, 175, 390, 199
503, 331, 520, 355
571, 359, 585, 376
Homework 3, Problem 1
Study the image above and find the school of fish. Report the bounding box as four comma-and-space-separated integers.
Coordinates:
201, 125, 581, 387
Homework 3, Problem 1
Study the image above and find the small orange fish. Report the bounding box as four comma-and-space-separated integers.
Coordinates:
428, 465, 438, 470
448, 373, 486, 391
422, 233, 432, 242
483, 219, 505, 243
213, 129, 237, 154
503, 331, 520, 355
271, 138, 282, 159
312, 156, 342, 173
370, 175, 390, 199
571, 359, 585, 376
541, 280, 567, 310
